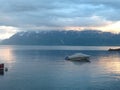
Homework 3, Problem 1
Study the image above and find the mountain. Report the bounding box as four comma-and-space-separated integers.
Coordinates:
1, 30, 120, 46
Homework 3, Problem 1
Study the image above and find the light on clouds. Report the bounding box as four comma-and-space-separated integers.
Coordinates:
98, 21, 120, 33
0, 0, 120, 39
0, 26, 18, 39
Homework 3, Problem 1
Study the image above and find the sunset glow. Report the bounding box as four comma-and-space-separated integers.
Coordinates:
98, 21, 120, 33
0, 26, 18, 39
64, 21, 120, 33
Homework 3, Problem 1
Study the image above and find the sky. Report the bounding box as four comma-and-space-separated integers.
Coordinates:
0, 0, 120, 39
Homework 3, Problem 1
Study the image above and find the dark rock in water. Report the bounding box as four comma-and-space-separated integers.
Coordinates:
108, 48, 120, 51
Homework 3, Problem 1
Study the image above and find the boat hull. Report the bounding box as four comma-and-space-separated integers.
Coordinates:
65, 53, 90, 61
108, 48, 120, 51
65, 56, 89, 61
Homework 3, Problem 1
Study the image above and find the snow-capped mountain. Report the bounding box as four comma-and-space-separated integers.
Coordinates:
1, 30, 120, 45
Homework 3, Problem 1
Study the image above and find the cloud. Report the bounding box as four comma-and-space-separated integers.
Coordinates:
0, 0, 120, 39
0, 26, 18, 39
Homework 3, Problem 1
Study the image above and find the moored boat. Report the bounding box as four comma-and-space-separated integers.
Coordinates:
65, 53, 90, 61
108, 48, 120, 51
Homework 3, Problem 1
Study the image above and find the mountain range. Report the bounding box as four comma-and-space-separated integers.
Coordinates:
1, 30, 120, 46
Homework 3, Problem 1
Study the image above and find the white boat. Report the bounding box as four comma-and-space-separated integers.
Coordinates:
65, 53, 90, 61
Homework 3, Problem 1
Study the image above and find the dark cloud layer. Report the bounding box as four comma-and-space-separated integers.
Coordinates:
0, 0, 120, 31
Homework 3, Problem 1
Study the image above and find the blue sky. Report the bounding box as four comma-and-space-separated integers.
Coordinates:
0, 0, 120, 39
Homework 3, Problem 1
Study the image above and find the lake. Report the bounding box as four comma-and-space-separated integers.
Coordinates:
0, 45, 120, 90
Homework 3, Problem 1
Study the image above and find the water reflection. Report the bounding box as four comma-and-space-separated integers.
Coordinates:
98, 53, 120, 79
0, 46, 120, 89
0, 70, 4, 76
0, 47, 14, 62
68, 60, 90, 66
0, 46, 15, 69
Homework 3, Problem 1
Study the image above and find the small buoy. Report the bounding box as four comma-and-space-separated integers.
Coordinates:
5, 67, 8, 72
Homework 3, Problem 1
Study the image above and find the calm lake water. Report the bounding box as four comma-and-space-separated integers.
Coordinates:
0, 45, 120, 90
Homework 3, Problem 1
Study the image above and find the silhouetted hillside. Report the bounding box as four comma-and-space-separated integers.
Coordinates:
1, 30, 120, 45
